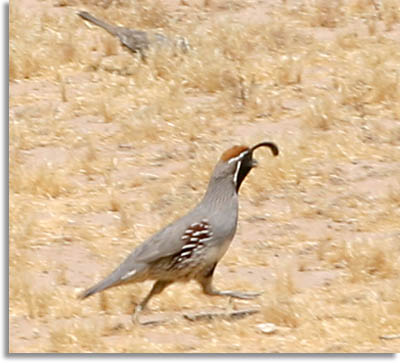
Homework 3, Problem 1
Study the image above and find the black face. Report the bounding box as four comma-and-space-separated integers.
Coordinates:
234, 141, 279, 193
235, 152, 255, 192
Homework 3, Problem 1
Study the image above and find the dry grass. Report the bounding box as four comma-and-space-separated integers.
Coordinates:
9, 0, 400, 353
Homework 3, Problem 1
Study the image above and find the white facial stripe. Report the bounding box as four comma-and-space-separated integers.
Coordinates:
228, 150, 249, 164
233, 159, 242, 187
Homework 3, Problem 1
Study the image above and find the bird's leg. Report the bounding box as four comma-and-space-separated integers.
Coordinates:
200, 274, 263, 300
139, 49, 147, 63
132, 280, 172, 324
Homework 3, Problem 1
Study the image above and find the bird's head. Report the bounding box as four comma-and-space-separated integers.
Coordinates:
216, 142, 279, 192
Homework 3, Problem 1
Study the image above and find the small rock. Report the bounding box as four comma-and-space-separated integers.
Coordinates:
379, 334, 400, 340
256, 323, 277, 334
32, 328, 40, 338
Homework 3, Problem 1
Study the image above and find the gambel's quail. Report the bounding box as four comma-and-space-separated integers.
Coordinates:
77, 11, 189, 61
80, 142, 279, 319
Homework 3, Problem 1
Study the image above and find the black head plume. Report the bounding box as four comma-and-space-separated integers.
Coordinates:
235, 141, 279, 192
249, 142, 279, 157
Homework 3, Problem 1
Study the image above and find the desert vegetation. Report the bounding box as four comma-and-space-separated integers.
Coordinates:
9, 0, 400, 353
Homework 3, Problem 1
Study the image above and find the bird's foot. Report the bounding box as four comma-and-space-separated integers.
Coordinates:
131, 305, 143, 325
131, 305, 169, 326
217, 290, 263, 300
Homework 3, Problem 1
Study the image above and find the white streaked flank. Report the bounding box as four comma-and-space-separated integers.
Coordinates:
121, 269, 136, 280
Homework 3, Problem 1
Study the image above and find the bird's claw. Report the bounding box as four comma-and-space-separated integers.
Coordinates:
131, 305, 143, 324
220, 290, 263, 300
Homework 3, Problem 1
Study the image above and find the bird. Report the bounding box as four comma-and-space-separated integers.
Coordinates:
77, 10, 189, 61
79, 142, 279, 321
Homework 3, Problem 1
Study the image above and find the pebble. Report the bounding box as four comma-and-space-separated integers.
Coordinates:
256, 323, 277, 334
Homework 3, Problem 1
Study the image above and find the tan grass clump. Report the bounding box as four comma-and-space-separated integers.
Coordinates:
380, 0, 400, 30
48, 320, 106, 353
10, 7, 83, 80
131, 0, 170, 29
10, 163, 74, 198
261, 264, 299, 328
300, 0, 343, 28
302, 94, 339, 130
326, 239, 399, 283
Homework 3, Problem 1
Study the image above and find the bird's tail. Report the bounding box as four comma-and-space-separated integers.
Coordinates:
77, 11, 118, 37
79, 273, 124, 300
78, 258, 146, 300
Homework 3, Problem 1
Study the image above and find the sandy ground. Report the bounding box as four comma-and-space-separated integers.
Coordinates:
9, 0, 400, 353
